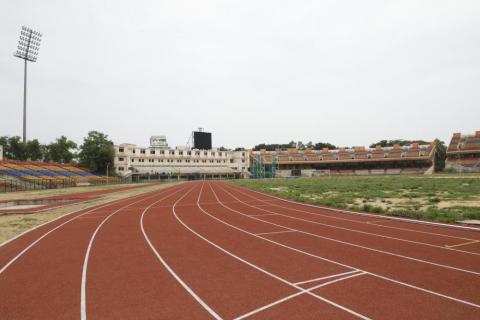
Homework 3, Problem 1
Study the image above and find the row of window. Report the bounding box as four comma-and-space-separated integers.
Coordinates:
129, 158, 229, 164
118, 148, 232, 157
117, 166, 247, 173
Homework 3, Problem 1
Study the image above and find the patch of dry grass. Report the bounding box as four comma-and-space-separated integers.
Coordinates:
233, 174, 480, 223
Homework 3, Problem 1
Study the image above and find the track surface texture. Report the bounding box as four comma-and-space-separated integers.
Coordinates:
1, 181, 479, 319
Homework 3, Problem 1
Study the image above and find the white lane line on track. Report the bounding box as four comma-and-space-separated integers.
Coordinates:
140, 184, 223, 320
255, 230, 296, 236
210, 183, 480, 309
0, 187, 168, 275
76, 215, 111, 219
227, 186, 480, 258
249, 213, 278, 217
223, 187, 480, 258
187, 182, 370, 320
243, 199, 480, 256
234, 271, 368, 320
80, 185, 189, 320
220, 185, 480, 272
0, 187, 162, 249
294, 270, 362, 286
225, 185, 480, 254
225, 183, 480, 235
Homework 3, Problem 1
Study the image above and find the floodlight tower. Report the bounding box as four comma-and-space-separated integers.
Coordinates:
13, 26, 42, 143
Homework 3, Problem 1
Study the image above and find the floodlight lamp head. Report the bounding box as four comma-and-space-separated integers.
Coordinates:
14, 26, 43, 62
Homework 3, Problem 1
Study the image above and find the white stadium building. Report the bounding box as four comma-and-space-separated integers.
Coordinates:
114, 135, 249, 180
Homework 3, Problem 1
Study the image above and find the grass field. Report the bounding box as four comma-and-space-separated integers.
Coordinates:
231, 174, 480, 224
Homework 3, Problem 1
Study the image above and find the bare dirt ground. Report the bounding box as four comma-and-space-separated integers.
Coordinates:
0, 182, 181, 244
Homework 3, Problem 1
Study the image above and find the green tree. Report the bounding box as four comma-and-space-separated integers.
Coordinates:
41, 144, 51, 162
8, 136, 27, 160
78, 131, 114, 174
313, 142, 337, 150
433, 139, 447, 172
47, 136, 77, 163
26, 139, 44, 161
287, 140, 296, 148
369, 139, 430, 148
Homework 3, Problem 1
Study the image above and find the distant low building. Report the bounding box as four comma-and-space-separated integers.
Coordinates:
446, 131, 480, 173
114, 136, 249, 179
251, 143, 436, 177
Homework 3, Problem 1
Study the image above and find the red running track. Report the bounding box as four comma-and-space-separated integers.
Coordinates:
1, 181, 479, 319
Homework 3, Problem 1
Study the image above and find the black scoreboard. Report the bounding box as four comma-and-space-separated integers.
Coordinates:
193, 131, 212, 150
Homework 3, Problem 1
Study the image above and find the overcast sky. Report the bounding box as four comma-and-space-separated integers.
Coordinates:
1, 1, 479, 149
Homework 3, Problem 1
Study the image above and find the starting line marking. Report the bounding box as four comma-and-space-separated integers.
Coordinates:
234, 272, 368, 320
294, 270, 362, 286
445, 240, 480, 249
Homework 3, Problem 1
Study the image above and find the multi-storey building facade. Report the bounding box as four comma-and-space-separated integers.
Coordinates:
114, 137, 249, 179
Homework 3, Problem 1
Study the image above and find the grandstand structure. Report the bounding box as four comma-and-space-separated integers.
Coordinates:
446, 131, 480, 173
114, 136, 249, 180
251, 143, 436, 177
0, 160, 106, 191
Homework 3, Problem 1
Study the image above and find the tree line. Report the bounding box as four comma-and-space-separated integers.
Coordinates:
368, 139, 431, 148
253, 141, 337, 151
0, 131, 115, 175
255, 139, 439, 151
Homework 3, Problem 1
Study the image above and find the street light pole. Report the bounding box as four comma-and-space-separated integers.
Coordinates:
14, 26, 42, 143
106, 163, 110, 184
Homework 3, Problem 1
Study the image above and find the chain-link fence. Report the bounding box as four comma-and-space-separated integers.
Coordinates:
0, 176, 130, 193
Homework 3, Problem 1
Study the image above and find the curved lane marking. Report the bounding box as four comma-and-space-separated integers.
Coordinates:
0, 186, 170, 275
224, 182, 480, 235
80, 185, 188, 320
186, 183, 370, 320
210, 183, 480, 309
140, 184, 223, 320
